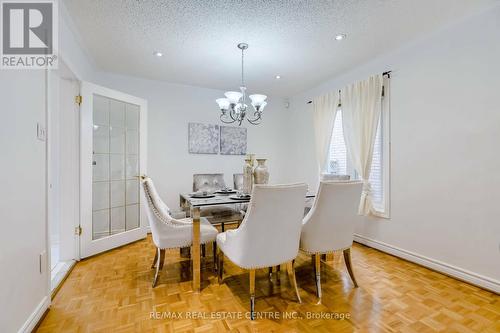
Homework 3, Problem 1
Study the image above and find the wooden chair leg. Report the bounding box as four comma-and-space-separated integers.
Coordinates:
217, 247, 224, 284
268, 265, 281, 280
287, 261, 302, 303
343, 248, 358, 287
153, 248, 165, 287
212, 241, 217, 272
151, 248, 158, 268
158, 249, 165, 269
313, 253, 322, 300
249, 269, 256, 320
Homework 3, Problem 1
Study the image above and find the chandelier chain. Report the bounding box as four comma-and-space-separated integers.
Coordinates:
241, 47, 245, 87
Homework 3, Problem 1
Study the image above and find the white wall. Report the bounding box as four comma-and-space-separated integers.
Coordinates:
287, 5, 500, 290
0, 71, 49, 331
0, 3, 97, 331
59, 1, 97, 82
96, 72, 292, 210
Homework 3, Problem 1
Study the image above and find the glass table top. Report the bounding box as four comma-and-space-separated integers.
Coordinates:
180, 192, 316, 207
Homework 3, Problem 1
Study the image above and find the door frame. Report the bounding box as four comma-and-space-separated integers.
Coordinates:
47, 58, 81, 266
79, 81, 148, 258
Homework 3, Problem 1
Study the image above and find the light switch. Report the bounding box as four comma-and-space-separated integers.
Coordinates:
37, 122, 46, 141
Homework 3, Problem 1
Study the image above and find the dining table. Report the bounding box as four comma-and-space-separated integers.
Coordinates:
179, 191, 316, 292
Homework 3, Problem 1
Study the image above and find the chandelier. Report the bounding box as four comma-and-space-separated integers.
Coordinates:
215, 43, 267, 126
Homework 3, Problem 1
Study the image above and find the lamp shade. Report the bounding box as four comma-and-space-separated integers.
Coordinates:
249, 94, 267, 106
215, 98, 230, 110
256, 101, 267, 112
224, 91, 243, 104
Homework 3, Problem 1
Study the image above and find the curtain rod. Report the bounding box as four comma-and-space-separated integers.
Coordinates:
306, 71, 392, 104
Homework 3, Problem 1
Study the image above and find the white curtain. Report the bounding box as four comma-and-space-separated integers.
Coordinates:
312, 91, 340, 175
341, 74, 383, 215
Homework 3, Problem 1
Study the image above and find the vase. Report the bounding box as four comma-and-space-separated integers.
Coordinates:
243, 158, 254, 195
253, 159, 269, 184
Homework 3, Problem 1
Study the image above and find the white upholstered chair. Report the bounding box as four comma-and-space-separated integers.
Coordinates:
300, 181, 363, 300
192, 173, 242, 229
141, 176, 218, 287
304, 174, 351, 216
216, 183, 308, 320
233, 173, 244, 191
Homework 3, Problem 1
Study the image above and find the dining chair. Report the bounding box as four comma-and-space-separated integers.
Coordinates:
300, 181, 363, 301
320, 173, 351, 181
193, 173, 226, 192
233, 173, 247, 220
233, 173, 244, 191
304, 174, 351, 216
192, 173, 242, 229
216, 183, 308, 320
141, 176, 218, 287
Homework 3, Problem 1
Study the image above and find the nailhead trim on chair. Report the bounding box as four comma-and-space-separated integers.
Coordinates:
142, 178, 216, 248
219, 250, 298, 270
299, 246, 351, 255
143, 179, 183, 227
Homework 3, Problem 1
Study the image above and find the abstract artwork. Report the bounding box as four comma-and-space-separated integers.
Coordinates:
188, 123, 219, 154
220, 126, 247, 155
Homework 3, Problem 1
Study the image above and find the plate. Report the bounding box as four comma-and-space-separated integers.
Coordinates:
190, 194, 215, 199
229, 195, 251, 200
215, 190, 236, 194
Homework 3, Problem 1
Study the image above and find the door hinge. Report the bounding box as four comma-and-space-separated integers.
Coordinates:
75, 226, 82, 236
75, 95, 82, 105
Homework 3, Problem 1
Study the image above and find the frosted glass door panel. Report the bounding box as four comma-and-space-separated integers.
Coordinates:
92, 94, 141, 240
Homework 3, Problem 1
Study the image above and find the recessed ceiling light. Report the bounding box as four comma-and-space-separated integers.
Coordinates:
275, 75, 281, 79
153, 51, 163, 57
335, 34, 347, 41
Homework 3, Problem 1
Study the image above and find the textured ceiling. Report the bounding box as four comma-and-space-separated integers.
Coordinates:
64, 0, 494, 97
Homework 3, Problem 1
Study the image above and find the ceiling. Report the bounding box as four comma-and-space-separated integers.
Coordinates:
64, 0, 494, 97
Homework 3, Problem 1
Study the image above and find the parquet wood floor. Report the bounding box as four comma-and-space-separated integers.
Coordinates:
37, 234, 500, 333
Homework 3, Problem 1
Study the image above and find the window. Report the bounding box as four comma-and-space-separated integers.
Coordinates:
327, 94, 390, 217
369, 115, 383, 211
327, 110, 347, 175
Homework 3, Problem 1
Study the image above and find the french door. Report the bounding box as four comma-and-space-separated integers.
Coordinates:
80, 82, 147, 258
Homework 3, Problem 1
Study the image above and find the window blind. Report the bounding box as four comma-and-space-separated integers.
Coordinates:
369, 116, 383, 208
327, 110, 347, 174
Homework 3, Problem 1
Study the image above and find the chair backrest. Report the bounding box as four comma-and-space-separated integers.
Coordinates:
301, 181, 363, 253
231, 183, 308, 268
193, 173, 225, 192
320, 173, 351, 181
141, 177, 173, 246
233, 173, 244, 190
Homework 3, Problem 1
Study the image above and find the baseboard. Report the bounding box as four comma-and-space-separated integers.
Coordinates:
18, 295, 50, 333
353, 234, 500, 294
51, 260, 76, 299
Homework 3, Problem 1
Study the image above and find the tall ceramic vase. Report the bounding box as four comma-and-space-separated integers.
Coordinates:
253, 159, 269, 184
243, 158, 254, 195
